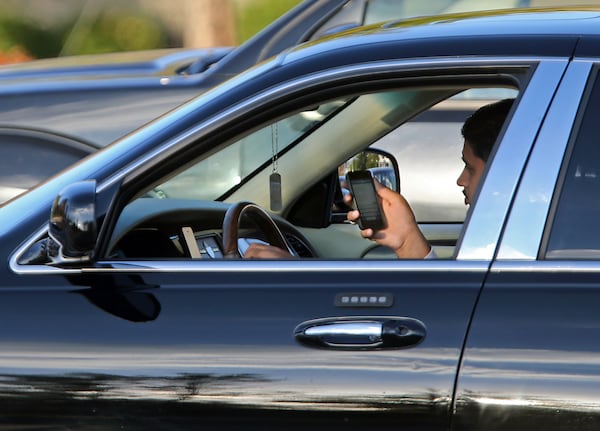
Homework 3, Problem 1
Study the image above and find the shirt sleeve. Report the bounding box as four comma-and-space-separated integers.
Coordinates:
424, 247, 437, 260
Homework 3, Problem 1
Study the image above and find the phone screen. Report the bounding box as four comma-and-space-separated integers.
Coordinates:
347, 171, 386, 230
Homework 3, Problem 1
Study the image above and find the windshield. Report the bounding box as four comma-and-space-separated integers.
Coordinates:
154, 100, 347, 201
364, 0, 525, 24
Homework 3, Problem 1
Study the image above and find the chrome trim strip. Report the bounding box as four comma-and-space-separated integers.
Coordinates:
492, 260, 600, 273
497, 61, 593, 260
9, 225, 48, 269
11, 258, 490, 275
85, 259, 490, 273
457, 60, 570, 260
9, 225, 85, 275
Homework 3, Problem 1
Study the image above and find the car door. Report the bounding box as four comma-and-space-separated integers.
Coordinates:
3, 59, 564, 430
453, 61, 600, 430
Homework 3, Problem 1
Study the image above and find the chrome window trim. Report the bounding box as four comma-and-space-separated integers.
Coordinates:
491, 260, 600, 274
11, 56, 566, 276
496, 60, 592, 260
457, 59, 570, 260
88, 259, 490, 274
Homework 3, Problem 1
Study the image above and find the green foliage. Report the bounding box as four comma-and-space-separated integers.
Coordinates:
0, 0, 302, 60
61, 8, 171, 56
234, 0, 301, 43
0, 6, 173, 59
0, 15, 64, 58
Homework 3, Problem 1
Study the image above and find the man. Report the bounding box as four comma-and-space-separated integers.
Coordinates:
244, 98, 514, 259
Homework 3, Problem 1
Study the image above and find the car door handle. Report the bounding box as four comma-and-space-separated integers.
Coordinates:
294, 316, 426, 350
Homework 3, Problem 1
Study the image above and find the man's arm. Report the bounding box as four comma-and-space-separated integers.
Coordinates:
345, 180, 431, 259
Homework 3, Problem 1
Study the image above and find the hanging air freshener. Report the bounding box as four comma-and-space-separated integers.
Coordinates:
270, 123, 282, 211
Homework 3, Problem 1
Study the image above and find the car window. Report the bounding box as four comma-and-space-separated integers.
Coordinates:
107, 79, 518, 262
310, 0, 529, 42
545, 70, 600, 259
364, 0, 526, 25
0, 130, 93, 203
370, 88, 518, 223
137, 87, 461, 206
152, 100, 348, 201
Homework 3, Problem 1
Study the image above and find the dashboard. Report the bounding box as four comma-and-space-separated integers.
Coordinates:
109, 198, 316, 259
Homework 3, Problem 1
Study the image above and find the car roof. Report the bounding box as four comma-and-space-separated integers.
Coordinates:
282, 8, 600, 64
383, 7, 600, 36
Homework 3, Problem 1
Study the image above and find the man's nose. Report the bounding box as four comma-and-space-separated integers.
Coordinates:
457, 169, 466, 187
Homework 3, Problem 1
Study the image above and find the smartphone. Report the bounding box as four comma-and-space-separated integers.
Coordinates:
346, 170, 386, 230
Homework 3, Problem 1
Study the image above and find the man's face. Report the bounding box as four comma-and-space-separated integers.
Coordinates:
456, 140, 486, 205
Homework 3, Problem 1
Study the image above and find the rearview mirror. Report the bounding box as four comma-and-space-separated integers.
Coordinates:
48, 180, 98, 263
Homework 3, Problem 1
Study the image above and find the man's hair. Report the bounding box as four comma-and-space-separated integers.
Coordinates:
461, 98, 514, 162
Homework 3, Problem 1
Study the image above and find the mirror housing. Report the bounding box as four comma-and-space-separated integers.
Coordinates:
48, 180, 98, 262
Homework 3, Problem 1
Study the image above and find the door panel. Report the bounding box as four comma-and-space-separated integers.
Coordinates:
0, 265, 484, 430
453, 265, 600, 431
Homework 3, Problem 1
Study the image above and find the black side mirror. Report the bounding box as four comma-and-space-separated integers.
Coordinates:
48, 180, 98, 262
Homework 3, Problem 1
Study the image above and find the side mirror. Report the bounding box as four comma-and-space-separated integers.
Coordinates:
48, 180, 98, 262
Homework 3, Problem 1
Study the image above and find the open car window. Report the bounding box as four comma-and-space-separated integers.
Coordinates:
374, 88, 518, 223
107, 81, 518, 261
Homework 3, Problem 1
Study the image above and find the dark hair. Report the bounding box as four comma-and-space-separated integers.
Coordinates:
461, 98, 514, 162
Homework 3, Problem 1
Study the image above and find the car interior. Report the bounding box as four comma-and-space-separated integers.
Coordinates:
98, 79, 518, 263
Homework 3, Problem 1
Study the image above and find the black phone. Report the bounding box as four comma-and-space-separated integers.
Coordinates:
346, 170, 386, 230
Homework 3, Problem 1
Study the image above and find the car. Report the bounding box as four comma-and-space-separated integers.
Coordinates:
3, 7, 600, 430
0, 47, 233, 203
0, 0, 565, 204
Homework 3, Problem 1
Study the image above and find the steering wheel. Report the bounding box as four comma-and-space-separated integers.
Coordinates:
222, 201, 293, 258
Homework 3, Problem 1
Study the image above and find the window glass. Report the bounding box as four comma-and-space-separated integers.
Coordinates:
546, 72, 600, 259
154, 100, 347, 201
0, 135, 89, 203
364, 0, 524, 25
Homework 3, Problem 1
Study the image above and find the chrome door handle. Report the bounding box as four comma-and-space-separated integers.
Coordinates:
294, 316, 426, 350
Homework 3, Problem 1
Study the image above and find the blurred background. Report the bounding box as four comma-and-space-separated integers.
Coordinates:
0, 0, 301, 63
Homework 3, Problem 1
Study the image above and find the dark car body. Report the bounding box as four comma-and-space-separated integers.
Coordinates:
3, 7, 600, 431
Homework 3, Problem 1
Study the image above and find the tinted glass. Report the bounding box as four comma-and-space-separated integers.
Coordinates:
0, 135, 90, 202
364, 0, 525, 24
546, 71, 600, 259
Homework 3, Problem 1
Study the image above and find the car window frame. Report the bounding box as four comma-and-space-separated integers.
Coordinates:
457, 58, 572, 260
542, 67, 600, 260
10, 56, 563, 275
493, 60, 593, 260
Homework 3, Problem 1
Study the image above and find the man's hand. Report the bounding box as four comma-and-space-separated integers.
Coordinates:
345, 180, 430, 259
244, 242, 293, 259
